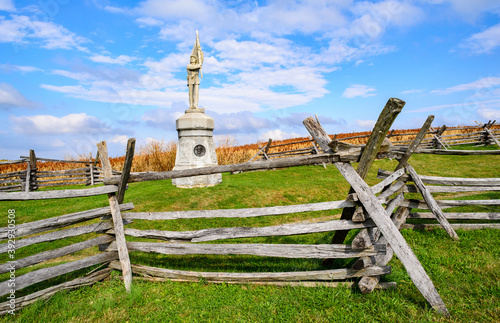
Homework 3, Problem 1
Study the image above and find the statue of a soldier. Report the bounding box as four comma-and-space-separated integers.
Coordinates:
187, 31, 203, 111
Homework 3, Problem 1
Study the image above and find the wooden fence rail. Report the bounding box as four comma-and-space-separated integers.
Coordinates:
377, 169, 500, 231
0, 106, 498, 317
0, 143, 134, 315
249, 121, 499, 161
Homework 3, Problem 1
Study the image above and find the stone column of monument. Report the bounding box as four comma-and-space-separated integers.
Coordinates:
172, 32, 222, 188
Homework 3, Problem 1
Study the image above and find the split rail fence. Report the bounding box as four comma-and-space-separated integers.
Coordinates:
1, 99, 499, 317
0, 152, 122, 192
250, 120, 499, 161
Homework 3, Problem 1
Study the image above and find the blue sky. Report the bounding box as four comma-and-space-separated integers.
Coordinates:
1, 0, 499, 159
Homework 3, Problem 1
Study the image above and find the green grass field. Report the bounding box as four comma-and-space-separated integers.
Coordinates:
1, 152, 499, 322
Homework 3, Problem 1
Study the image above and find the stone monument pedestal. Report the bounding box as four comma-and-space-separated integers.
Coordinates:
172, 109, 222, 188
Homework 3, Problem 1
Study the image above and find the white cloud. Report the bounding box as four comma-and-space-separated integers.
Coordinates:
407, 98, 500, 113
110, 135, 129, 144
260, 129, 301, 141
355, 119, 376, 129
0, 15, 89, 51
432, 76, 500, 95
425, 0, 500, 22
0, 0, 14, 11
458, 23, 500, 54
89, 54, 138, 65
0, 64, 42, 73
0, 83, 37, 109
41, 35, 330, 114
477, 108, 500, 119
342, 84, 376, 98
135, 17, 164, 27
10, 113, 112, 135
137, 0, 216, 21
352, 1, 424, 27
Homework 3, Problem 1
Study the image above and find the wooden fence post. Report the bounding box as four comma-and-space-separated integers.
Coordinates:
354, 115, 436, 291
117, 138, 135, 204
484, 127, 500, 147
29, 149, 38, 191
305, 98, 406, 256
97, 141, 132, 292
89, 164, 95, 186
335, 162, 449, 316
432, 125, 447, 149
262, 139, 272, 160
24, 162, 31, 193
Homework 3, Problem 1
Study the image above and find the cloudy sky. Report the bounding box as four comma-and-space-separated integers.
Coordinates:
1, 0, 499, 159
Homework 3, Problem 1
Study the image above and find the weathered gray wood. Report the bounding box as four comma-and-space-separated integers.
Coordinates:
19, 156, 94, 164
36, 167, 91, 174
303, 117, 334, 153
0, 170, 26, 177
0, 252, 117, 297
266, 147, 316, 156
105, 154, 338, 185
248, 145, 266, 162
123, 199, 358, 221
262, 138, 273, 160
89, 164, 95, 186
264, 150, 315, 158
377, 180, 406, 202
117, 138, 135, 204
97, 141, 113, 178
0, 159, 26, 165
24, 161, 31, 193
400, 199, 500, 209
0, 203, 133, 240
408, 149, 500, 155
356, 206, 411, 292
328, 141, 363, 155
0, 185, 118, 201
433, 135, 449, 150
36, 177, 88, 183
378, 169, 500, 186
107, 261, 390, 283
108, 194, 132, 292
129, 276, 395, 288
351, 116, 432, 271
370, 168, 406, 194
406, 164, 459, 240
334, 162, 449, 316
409, 212, 500, 220
484, 127, 500, 147
97, 140, 132, 292
0, 268, 112, 316
404, 223, 500, 230
0, 220, 125, 254
0, 235, 114, 274
357, 99, 406, 179
403, 184, 500, 193
351, 194, 404, 249
329, 99, 406, 250
113, 219, 377, 243
107, 241, 386, 259
351, 206, 367, 222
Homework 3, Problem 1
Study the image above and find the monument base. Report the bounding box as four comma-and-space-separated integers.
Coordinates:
172, 111, 222, 188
